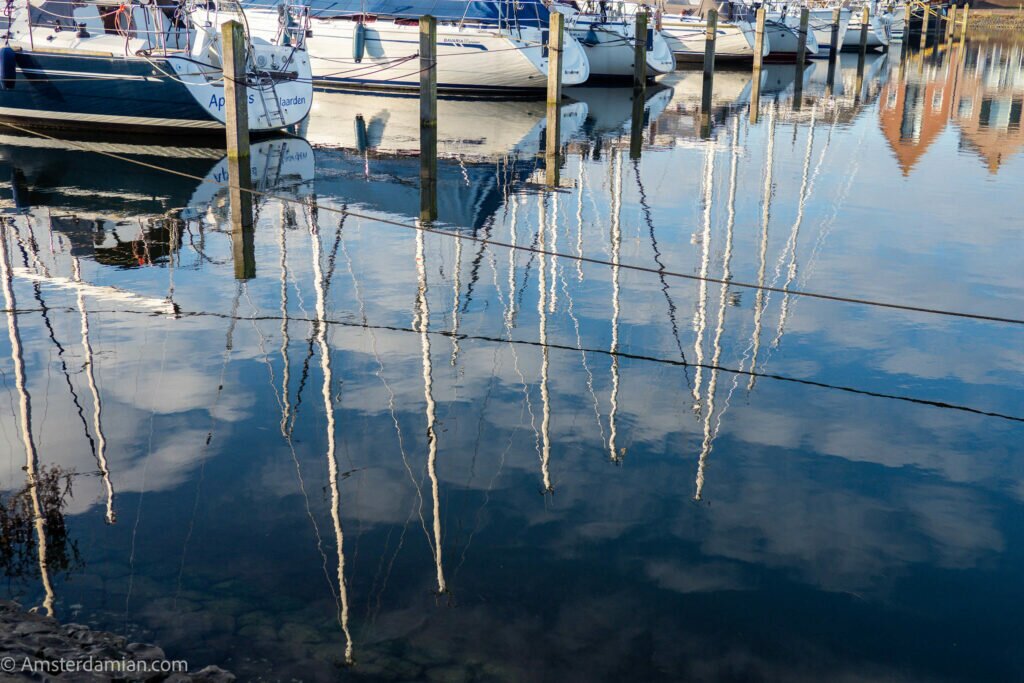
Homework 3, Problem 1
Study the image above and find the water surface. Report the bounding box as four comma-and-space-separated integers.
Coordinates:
1, 42, 1022, 682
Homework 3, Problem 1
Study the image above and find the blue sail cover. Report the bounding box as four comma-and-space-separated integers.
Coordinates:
301, 0, 551, 28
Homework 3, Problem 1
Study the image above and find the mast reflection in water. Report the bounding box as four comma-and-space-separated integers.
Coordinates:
1, 44, 1023, 681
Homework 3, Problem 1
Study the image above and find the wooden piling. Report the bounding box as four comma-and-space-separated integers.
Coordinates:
946, 4, 957, 41
795, 8, 809, 65
750, 8, 764, 123
221, 20, 249, 161
793, 7, 808, 110
221, 20, 253, 272
702, 9, 717, 88
230, 156, 255, 280
629, 91, 644, 160
919, 2, 929, 50
904, 1, 914, 44
859, 6, 870, 56
829, 7, 840, 66
752, 8, 765, 72
547, 11, 564, 107
700, 9, 716, 137
633, 11, 647, 93
419, 15, 438, 222
546, 11, 564, 187
960, 3, 969, 43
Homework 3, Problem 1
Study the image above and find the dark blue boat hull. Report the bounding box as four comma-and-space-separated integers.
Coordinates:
0, 50, 221, 133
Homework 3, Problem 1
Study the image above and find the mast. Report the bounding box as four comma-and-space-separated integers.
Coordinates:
549, 192, 558, 313
692, 142, 716, 412
771, 103, 818, 351
538, 195, 553, 492
73, 257, 115, 525
311, 214, 353, 664
747, 99, 777, 391
280, 208, 293, 438
415, 229, 446, 594
450, 232, 462, 366
0, 228, 54, 616
695, 116, 739, 502
608, 149, 623, 464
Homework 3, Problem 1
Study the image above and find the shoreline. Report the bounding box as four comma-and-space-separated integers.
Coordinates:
0, 600, 233, 682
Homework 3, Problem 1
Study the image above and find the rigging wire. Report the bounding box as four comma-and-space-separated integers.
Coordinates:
1, 120, 1018, 327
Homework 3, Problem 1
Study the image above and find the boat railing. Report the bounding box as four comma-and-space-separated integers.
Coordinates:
20, 0, 199, 56
243, 0, 551, 34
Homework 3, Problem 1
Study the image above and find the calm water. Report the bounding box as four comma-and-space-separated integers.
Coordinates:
1, 42, 1022, 682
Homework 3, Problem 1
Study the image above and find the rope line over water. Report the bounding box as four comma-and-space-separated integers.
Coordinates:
1, 303, 1017, 424
1, 121, 1021, 329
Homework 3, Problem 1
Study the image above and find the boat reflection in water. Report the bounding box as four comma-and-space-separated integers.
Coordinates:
304, 90, 588, 228
1, 42, 1023, 683
1, 134, 314, 267
568, 84, 674, 138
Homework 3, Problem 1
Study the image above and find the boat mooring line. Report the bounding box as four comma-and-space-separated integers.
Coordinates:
2, 121, 1022, 328
2, 303, 1020, 425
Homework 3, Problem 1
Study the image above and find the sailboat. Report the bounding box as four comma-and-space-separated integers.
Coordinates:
805, 6, 851, 55
657, 9, 765, 62
241, 0, 590, 93
844, 5, 892, 50
763, 8, 819, 61
554, 1, 675, 80
0, 0, 312, 132
726, 2, 817, 61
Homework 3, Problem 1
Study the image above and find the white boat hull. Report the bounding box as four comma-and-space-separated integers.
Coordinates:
807, 7, 852, 55
660, 16, 766, 61
560, 12, 674, 78
845, 13, 891, 49
761, 13, 818, 60
4, 8, 313, 133
244, 13, 590, 92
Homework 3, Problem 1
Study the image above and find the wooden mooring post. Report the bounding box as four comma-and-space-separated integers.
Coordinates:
750, 8, 765, 123
222, 20, 249, 162
793, 7, 809, 109
859, 6, 870, 56
919, 2, 929, 50
630, 11, 647, 157
903, 1, 915, 45
545, 11, 564, 187
633, 10, 647, 94
700, 8, 716, 136
419, 15, 438, 222
829, 7, 840, 66
946, 4, 957, 41
629, 91, 645, 159
960, 3, 969, 43
222, 20, 254, 278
